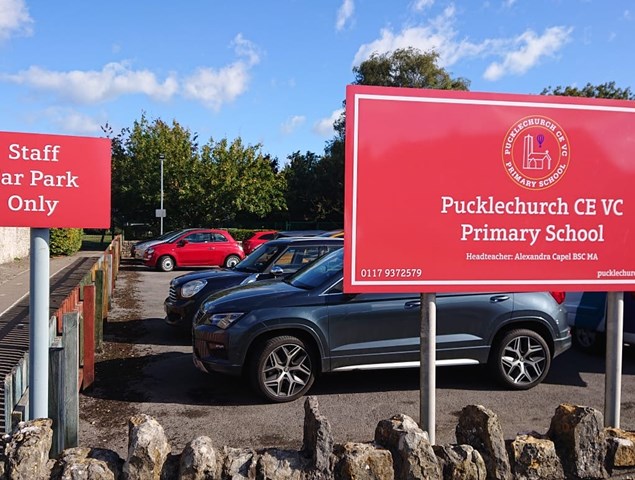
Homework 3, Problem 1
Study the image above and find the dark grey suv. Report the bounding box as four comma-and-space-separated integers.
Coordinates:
164, 237, 343, 328
192, 249, 571, 402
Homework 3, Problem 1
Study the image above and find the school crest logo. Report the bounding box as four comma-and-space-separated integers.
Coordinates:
502, 115, 570, 190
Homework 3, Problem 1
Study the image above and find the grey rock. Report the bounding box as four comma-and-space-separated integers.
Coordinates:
123, 414, 171, 480
605, 428, 635, 472
433, 444, 487, 480
219, 446, 258, 480
257, 448, 309, 479
5, 418, 53, 480
50, 446, 123, 480
179, 436, 218, 480
374, 413, 441, 480
301, 396, 334, 475
455, 405, 512, 480
509, 433, 565, 480
547, 403, 608, 479
332, 442, 394, 480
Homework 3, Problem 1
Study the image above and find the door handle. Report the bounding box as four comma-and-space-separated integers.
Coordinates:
490, 295, 510, 303
405, 300, 421, 309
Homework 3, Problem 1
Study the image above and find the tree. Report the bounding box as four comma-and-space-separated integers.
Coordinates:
541, 81, 635, 100
199, 137, 287, 226
109, 115, 203, 234
283, 151, 322, 221
352, 47, 470, 91
309, 47, 470, 224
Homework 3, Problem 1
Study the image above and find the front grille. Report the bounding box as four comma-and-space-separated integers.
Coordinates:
193, 309, 204, 325
194, 339, 209, 358
169, 285, 177, 302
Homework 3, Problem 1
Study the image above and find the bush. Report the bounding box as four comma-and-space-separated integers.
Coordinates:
227, 228, 258, 242
50, 228, 83, 256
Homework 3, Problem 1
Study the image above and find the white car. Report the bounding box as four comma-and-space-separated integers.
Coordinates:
131, 228, 196, 260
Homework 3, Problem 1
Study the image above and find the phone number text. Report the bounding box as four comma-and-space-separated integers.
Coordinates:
359, 268, 423, 279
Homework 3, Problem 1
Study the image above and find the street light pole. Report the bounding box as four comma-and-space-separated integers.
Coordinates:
159, 153, 165, 235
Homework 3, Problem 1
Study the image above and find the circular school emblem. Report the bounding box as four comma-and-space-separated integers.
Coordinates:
502, 115, 570, 190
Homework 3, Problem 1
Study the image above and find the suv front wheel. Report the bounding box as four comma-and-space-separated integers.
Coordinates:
490, 329, 551, 390
249, 335, 316, 402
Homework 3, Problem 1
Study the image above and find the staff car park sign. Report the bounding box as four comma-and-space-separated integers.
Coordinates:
344, 85, 635, 293
0, 131, 111, 228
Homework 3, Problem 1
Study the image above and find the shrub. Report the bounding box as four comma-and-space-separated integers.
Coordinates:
50, 228, 83, 256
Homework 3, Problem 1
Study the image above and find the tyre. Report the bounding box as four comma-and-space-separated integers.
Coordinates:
158, 255, 175, 272
490, 329, 551, 390
224, 254, 241, 268
249, 335, 316, 402
572, 327, 605, 354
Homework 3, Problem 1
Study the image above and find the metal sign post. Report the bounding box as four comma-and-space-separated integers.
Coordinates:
29, 228, 49, 419
605, 291, 624, 427
420, 293, 436, 443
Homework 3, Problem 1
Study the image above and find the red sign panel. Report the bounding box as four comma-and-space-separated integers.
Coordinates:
344, 86, 635, 292
0, 131, 111, 228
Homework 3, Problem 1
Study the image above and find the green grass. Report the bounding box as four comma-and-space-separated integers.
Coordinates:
81, 234, 113, 251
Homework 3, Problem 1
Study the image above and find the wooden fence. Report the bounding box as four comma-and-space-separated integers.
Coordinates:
3, 235, 122, 455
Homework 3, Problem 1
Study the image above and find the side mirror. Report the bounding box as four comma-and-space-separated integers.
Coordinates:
271, 265, 284, 276
177, 239, 188, 247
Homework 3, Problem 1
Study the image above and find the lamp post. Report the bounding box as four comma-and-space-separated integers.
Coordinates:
159, 153, 165, 235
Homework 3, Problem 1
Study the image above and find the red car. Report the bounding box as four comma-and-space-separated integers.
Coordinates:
242, 230, 277, 255
144, 229, 244, 272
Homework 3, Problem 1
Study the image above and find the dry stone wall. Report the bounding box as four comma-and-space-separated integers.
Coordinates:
0, 400, 634, 479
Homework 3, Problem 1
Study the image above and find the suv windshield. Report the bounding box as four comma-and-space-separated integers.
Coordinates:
289, 248, 343, 290
233, 244, 285, 273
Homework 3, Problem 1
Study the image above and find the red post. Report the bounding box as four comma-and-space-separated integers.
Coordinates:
82, 285, 96, 390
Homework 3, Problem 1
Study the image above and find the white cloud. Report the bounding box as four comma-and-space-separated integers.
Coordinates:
182, 34, 261, 110
2, 62, 179, 103
1, 34, 261, 111
281, 115, 306, 134
483, 26, 573, 81
313, 108, 344, 137
44, 107, 104, 134
0, 0, 33, 41
336, 0, 354, 31
412, 0, 434, 11
352, 6, 492, 67
353, 7, 572, 82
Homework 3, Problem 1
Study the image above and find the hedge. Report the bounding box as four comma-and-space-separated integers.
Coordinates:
50, 228, 83, 256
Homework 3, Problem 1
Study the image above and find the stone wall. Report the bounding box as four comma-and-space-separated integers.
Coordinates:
0, 227, 30, 264
1, 400, 634, 479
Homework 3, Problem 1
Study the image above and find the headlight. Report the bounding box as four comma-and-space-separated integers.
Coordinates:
180, 279, 207, 298
240, 273, 259, 285
210, 312, 244, 329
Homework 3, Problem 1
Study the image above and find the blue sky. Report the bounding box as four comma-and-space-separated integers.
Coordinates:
1, 0, 633, 164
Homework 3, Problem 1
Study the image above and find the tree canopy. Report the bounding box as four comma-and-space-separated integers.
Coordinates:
541, 81, 635, 100
109, 115, 286, 232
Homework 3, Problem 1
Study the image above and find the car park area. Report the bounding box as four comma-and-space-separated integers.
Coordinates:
77, 260, 635, 458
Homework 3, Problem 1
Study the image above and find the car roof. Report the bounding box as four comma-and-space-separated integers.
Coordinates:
262, 236, 343, 247
274, 230, 327, 238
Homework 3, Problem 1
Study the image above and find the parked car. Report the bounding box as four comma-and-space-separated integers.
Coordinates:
144, 229, 244, 272
318, 229, 344, 238
273, 230, 326, 239
164, 237, 344, 328
130, 228, 197, 261
242, 230, 278, 255
192, 249, 571, 402
565, 291, 635, 353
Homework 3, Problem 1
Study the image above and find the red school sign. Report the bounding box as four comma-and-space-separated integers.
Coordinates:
344, 85, 635, 292
0, 131, 111, 228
